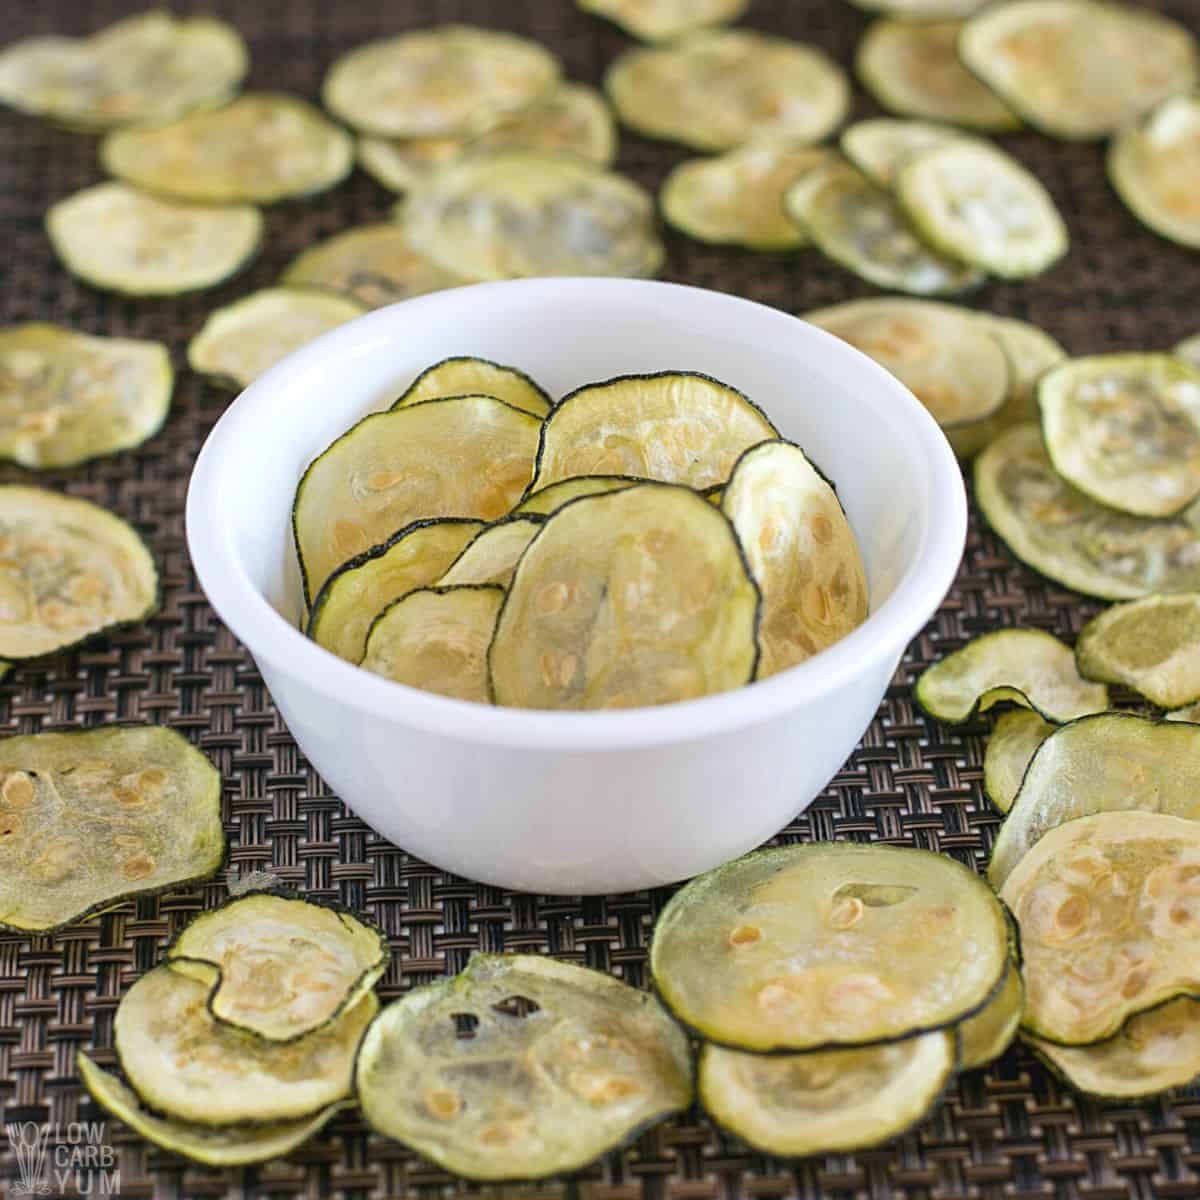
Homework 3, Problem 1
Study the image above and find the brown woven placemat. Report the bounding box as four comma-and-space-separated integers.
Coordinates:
2, 0, 1199, 1196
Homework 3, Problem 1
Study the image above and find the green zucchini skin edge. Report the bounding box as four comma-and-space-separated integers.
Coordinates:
391, 355, 553, 412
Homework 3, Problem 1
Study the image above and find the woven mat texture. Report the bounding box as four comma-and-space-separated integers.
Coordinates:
1, 0, 1199, 1196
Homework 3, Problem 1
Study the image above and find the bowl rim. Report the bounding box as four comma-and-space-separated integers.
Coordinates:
186, 278, 966, 750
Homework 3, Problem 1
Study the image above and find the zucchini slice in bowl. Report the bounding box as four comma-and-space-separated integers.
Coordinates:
437, 517, 545, 588
393, 356, 551, 418
959, 961, 1023, 1069
578, 0, 748, 43
983, 709, 1055, 813
840, 118, 964, 187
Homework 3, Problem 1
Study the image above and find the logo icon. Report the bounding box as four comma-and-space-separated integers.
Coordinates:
6, 1122, 52, 1196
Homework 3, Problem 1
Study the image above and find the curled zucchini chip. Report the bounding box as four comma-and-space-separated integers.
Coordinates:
1178, 334, 1200, 373
323, 26, 560, 139
532, 372, 776, 493
784, 159, 982, 296
1000, 810, 1200, 1045
355, 953, 693, 1182
437, 518, 544, 588
0, 12, 247, 131
167, 893, 390, 1042
490, 484, 759, 710
983, 709, 1055, 814
0, 486, 158, 660
0, 324, 171, 469
115, 965, 377, 1125
840, 118, 964, 187
101, 93, 354, 204
394, 357, 551, 419
78, 1055, 350, 1168
605, 30, 850, 152
660, 144, 834, 251
188, 288, 367, 392
466, 82, 618, 167
579, 0, 748, 42
916, 629, 1108, 725
896, 141, 1068, 279
0, 726, 222, 934
698, 1031, 956, 1157
989, 712, 1200, 888
281, 224, 470, 310
513, 475, 640, 517
308, 519, 483, 664
1040, 355, 1200, 518
46, 182, 261, 298
976, 424, 1200, 600
650, 842, 1012, 1052
294, 396, 540, 604
960, 961, 1023, 1069
959, 0, 1199, 142
722, 440, 868, 678
857, 20, 1019, 132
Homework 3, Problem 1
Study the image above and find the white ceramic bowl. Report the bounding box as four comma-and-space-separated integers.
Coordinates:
187, 279, 966, 895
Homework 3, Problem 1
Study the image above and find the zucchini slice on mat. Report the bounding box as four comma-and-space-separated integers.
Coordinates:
579, 0, 748, 43
1178, 334, 1200, 373
293, 396, 540, 605
394, 357, 551, 419
988, 712, 1200, 887
856, 20, 1019, 132
649, 842, 1012, 1052
721, 440, 868, 679
840, 118, 964, 187
1040, 354, 1200, 518
323, 26, 560, 139
698, 1031, 956, 1156
916, 629, 1108, 725
0, 726, 222, 934
660, 144, 834, 251
167, 892, 390, 1042
46, 182, 261, 297
513, 475, 640, 517
983, 709, 1055, 814
115, 965, 377, 1125
437, 518, 545, 588
0, 12, 247, 131
0, 486, 159, 661
605, 31, 849, 152
0, 324, 172, 468
357, 135, 463, 194
355, 954, 693, 1182
959, 961, 1023, 1069
78, 1055, 351, 1168
975, 424, 1200, 601
784, 159, 982, 296
959, 0, 1199, 142
466, 82, 618, 166
490, 484, 760, 710
308, 519, 483, 664
999, 810, 1200, 1045
531, 372, 776, 493
101, 93, 354, 204
188, 288, 367, 392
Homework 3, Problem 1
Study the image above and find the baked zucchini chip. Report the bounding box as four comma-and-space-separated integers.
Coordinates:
856, 20, 1019, 132
0, 486, 158, 660
394, 357, 551, 419
579, 0, 748, 42
1000, 811, 1200, 1045
188, 288, 367, 392
513, 475, 640, 517
698, 1031, 956, 1157
167, 892, 389, 1042
840, 118, 964, 187
959, 0, 1199, 142
437, 518, 545, 588
402, 152, 662, 281
0, 12, 247, 131
0, 726, 222, 934
323, 26, 560, 139
115, 965, 376, 1125
983, 709, 1055, 813
466, 82, 618, 167
605, 30, 849, 152
975, 424, 1200, 601
959, 961, 1023, 1069
650, 842, 1012, 1052
46, 182, 261, 297
532, 372, 776, 493
848, 0, 989, 19
784, 159, 982, 296
355, 954, 693, 1181
490, 484, 759, 710
1178, 334, 1200, 373
101, 93, 354, 204
308, 519, 483, 664
78, 1055, 350, 1168
660, 144, 834, 251
293, 396, 540, 604
0, 324, 171, 468
722, 440, 868, 678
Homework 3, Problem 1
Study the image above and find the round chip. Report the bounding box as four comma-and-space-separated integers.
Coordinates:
101, 93, 354, 204
840, 118, 964, 187
605, 30, 850, 152
513, 475, 640, 517
489, 484, 760, 710
1178, 334, 1200, 373
579, 0, 748, 42
959, 961, 1023, 1070
466, 82, 618, 166
355, 954, 693, 1181
0, 323, 172, 469
394, 357, 551, 418
983, 708, 1054, 814
46, 181, 261, 297
437, 518, 545, 588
